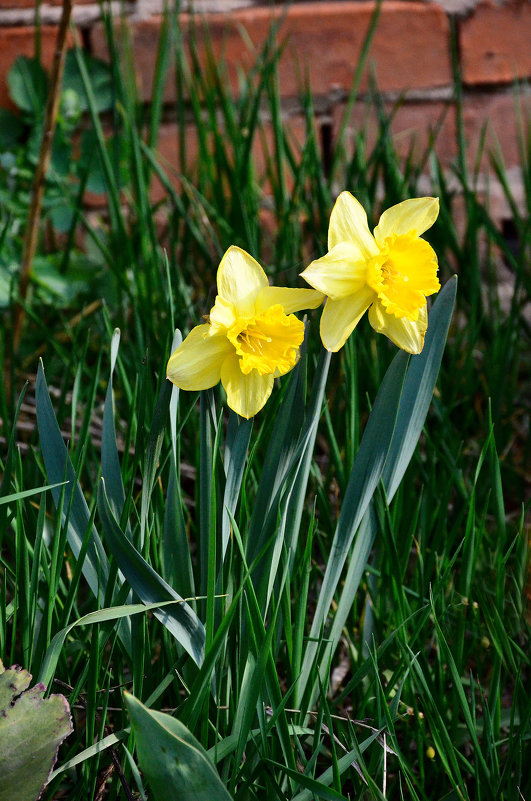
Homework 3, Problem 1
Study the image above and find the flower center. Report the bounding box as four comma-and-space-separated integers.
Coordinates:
366, 231, 440, 320
227, 304, 304, 376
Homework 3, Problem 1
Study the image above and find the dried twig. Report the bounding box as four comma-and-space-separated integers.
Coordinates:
13, 0, 74, 350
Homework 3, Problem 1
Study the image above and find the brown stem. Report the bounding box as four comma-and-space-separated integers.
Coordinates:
13, 0, 74, 351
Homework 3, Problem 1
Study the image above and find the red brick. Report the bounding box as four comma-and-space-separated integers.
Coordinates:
0, 0, 97, 5
460, 0, 531, 85
150, 121, 201, 204
332, 99, 457, 168
91, 2, 451, 103
0, 26, 74, 108
333, 89, 529, 173
0, 0, 96, 4
0, 0, 99, 8
151, 113, 312, 203
461, 90, 530, 171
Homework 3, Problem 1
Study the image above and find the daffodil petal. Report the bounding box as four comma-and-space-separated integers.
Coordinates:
368, 299, 428, 354
254, 286, 324, 314
221, 353, 274, 418
301, 243, 369, 301
328, 191, 379, 258
217, 246, 269, 316
167, 324, 233, 391
374, 197, 439, 244
209, 295, 236, 335
319, 287, 376, 352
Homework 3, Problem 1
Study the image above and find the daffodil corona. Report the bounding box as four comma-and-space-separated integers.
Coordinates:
167, 246, 323, 418
301, 192, 441, 354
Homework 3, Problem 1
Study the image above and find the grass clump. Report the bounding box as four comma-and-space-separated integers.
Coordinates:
0, 5, 529, 801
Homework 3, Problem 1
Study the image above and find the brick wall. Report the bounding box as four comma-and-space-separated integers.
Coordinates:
0, 0, 529, 219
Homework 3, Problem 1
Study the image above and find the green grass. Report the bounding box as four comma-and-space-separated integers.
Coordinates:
1, 5, 530, 800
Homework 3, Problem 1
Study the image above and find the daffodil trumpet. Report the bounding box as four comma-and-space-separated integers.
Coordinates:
300, 192, 441, 354
166, 246, 324, 419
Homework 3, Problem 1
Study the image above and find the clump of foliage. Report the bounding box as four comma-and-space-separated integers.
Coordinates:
0, 5, 529, 801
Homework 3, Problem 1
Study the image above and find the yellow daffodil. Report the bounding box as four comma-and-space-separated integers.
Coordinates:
300, 192, 441, 354
167, 246, 323, 418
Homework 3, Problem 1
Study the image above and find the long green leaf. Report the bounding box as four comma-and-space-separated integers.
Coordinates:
125, 692, 233, 801
245, 346, 306, 565
0, 482, 66, 506
38, 600, 181, 689
221, 412, 253, 557
101, 328, 130, 536
297, 349, 409, 701
163, 330, 195, 595
140, 376, 172, 549
98, 480, 205, 667
35, 361, 111, 606
300, 277, 457, 704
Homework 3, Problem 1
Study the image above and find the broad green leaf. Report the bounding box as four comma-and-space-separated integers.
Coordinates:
31, 259, 90, 303
62, 50, 113, 113
247, 341, 331, 610
125, 692, 233, 801
299, 277, 457, 704
381, 276, 458, 498
0, 659, 72, 801
7, 56, 47, 116
35, 362, 113, 608
297, 349, 409, 702
263, 347, 331, 612
36, 361, 134, 656
48, 202, 74, 234
98, 480, 205, 667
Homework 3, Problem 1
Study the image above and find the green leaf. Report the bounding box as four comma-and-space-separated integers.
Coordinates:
38, 601, 183, 689
49, 202, 75, 234
97, 480, 205, 668
0, 481, 66, 507
163, 330, 195, 593
49, 729, 129, 780
245, 350, 306, 566
297, 349, 409, 702
101, 328, 130, 536
381, 276, 458, 499
35, 361, 112, 606
31, 259, 89, 303
0, 109, 25, 149
50, 135, 72, 178
7, 56, 47, 116
265, 760, 348, 800
140, 377, 172, 549
0, 659, 72, 801
125, 692, 233, 801
221, 411, 253, 557
300, 277, 457, 705
62, 49, 113, 113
